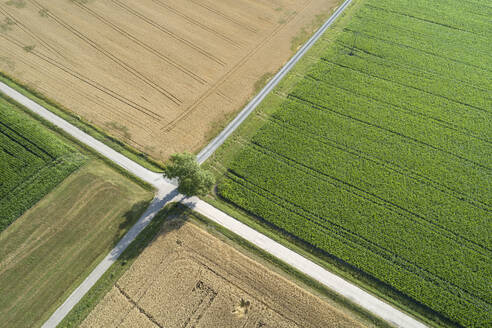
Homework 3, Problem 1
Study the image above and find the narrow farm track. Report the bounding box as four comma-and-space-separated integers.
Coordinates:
196, 0, 353, 164
1, 1, 425, 327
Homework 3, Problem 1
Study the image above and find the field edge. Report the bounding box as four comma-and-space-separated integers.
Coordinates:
0, 89, 156, 192
0, 71, 166, 173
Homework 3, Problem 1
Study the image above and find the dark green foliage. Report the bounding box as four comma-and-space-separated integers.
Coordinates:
0, 96, 86, 232
165, 153, 215, 196
218, 0, 492, 326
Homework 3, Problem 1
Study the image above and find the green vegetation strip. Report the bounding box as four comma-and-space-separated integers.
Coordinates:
215, 0, 492, 327
0, 72, 165, 172
0, 95, 87, 231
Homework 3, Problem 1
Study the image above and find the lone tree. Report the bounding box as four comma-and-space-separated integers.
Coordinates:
164, 153, 215, 197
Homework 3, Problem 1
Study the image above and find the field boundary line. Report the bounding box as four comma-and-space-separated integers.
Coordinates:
196, 0, 353, 164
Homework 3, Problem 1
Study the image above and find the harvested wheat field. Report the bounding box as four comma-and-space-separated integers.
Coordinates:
81, 215, 369, 328
0, 0, 338, 160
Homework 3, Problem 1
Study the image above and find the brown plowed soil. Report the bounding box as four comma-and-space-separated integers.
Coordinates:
0, 0, 338, 160
80, 217, 369, 328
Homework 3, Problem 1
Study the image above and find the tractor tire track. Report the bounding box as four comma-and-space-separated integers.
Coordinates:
289, 94, 491, 171
268, 115, 491, 211
0, 33, 164, 120
161, 0, 311, 132
150, 0, 242, 48
0, 5, 65, 60
110, 0, 225, 67
28, 0, 182, 106
73, 1, 207, 85
188, 0, 257, 33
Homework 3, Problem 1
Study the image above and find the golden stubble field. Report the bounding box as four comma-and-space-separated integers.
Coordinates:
81, 217, 368, 328
0, 0, 338, 160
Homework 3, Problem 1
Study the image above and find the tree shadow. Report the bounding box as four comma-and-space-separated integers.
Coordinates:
108, 188, 188, 263
113, 200, 151, 246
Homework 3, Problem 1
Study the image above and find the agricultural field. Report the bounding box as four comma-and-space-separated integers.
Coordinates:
0, 94, 153, 327
0, 94, 86, 231
212, 0, 492, 327
0, 161, 153, 328
80, 211, 372, 328
0, 0, 339, 161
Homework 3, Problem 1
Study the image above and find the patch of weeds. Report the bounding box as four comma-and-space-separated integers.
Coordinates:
291, 13, 330, 51
0, 17, 15, 32
0, 56, 15, 70
22, 45, 35, 52
38, 8, 49, 17
105, 121, 132, 140
5, 0, 26, 8
253, 72, 274, 94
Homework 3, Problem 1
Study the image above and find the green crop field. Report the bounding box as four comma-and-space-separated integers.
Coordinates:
216, 0, 492, 326
0, 95, 87, 231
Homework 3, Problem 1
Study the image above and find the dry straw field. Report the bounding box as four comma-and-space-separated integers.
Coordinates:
0, 0, 337, 160
81, 217, 367, 328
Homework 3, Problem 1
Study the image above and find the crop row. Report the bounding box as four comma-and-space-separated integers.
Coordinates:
321, 43, 491, 113
0, 129, 48, 197
290, 78, 491, 174
350, 4, 492, 70
0, 153, 86, 232
332, 28, 492, 91
356, 4, 492, 56
269, 106, 490, 211
227, 143, 490, 300
367, 0, 491, 36
0, 97, 86, 232
251, 119, 490, 248
219, 170, 491, 327
270, 99, 491, 207
304, 61, 491, 141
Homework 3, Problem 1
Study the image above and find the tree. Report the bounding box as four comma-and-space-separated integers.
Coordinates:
164, 153, 215, 197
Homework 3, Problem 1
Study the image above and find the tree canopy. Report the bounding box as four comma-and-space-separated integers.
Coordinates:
164, 153, 215, 197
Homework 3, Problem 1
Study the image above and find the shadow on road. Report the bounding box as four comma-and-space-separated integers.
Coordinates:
108, 187, 184, 264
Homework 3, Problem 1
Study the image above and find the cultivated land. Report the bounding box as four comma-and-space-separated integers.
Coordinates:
80, 210, 372, 328
0, 160, 153, 328
0, 94, 86, 231
0, 0, 339, 161
0, 94, 153, 327
208, 0, 492, 327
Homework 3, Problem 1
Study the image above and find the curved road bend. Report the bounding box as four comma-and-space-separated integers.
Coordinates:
0, 1, 426, 326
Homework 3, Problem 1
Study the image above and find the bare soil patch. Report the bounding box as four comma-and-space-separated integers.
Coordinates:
0, 0, 338, 160
80, 217, 368, 328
